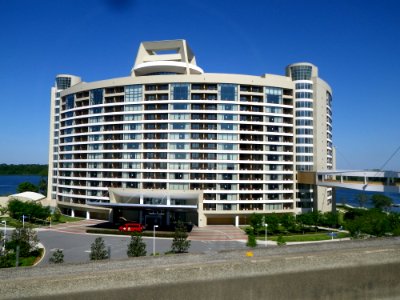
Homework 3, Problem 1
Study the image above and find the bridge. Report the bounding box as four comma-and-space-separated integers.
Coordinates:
298, 170, 400, 193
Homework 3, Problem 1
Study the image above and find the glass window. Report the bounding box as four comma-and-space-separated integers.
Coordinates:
295, 92, 313, 99
295, 83, 313, 90
295, 111, 313, 117
56, 77, 72, 90
295, 101, 313, 108
66, 95, 74, 109
175, 153, 187, 159
219, 84, 237, 101
90, 89, 103, 105
125, 85, 142, 102
172, 123, 187, 130
265, 87, 283, 104
296, 119, 313, 126
290, 65, 312, 80
173, 103, 188, 110
266, 94, 282, 104
171, 83, 189, 100
221, 123, 234, 130
296, 128, 314, 135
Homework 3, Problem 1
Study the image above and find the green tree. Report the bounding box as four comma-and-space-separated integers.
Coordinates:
8, 199, 51, 222
345, 209, 391, 237
371, 194, 393, 212
280, 213, 297, 232
249, 213, 264, 235
171, 221, 191, 253
52, 207, 62, 222
246, 229, 257, 248
322, 212, 340, 228
356, 193, 369, 208
17, 182, 39, 193
49, 249, 64, 264
38, 177, 47, 195
89, 237, 108, 260
127, 233, 147, 257
264, 214, 279, 234
6, 227, 39, 257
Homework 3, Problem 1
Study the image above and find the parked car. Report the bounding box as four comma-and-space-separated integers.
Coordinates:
118, 223, 145, 232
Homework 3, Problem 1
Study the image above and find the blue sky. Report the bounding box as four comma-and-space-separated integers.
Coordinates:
0, 0, 399, 170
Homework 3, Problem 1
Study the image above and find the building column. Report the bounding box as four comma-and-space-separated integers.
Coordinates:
86, 211, 90, 220
235, 215, 239, 227
71, 209, 75, 218
139, 210, 143, 224
166, 195, 171, 206
140, 194, 144, 205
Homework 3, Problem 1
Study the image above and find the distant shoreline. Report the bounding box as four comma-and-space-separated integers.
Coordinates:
0, 164, 48, 176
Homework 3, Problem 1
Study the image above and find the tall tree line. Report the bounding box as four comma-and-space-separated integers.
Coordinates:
0, 164, 48, 176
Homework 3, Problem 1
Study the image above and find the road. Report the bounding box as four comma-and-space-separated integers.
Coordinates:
37, 229, 247, 265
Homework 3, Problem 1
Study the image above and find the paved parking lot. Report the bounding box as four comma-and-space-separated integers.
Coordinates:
37, 221, 248, 265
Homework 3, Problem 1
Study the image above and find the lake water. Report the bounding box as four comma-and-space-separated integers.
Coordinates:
335, 188, 400, 212
0, 175, 42, 196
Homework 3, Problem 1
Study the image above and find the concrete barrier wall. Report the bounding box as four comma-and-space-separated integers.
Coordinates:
29, 262, 400, 300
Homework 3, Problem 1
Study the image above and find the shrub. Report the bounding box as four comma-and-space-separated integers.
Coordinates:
171, 221, 191, 253
49, 249, 64, 264
277, 235, 286, 246
127, 233, 147, 257
246, 230, 257, 248
52, 208, 62, 222
89, 237, 108, 260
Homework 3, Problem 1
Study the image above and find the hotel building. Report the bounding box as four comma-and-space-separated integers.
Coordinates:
47, 40, 333, 226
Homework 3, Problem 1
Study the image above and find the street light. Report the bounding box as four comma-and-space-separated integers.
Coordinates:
153, 225, 159, 256
1, 220, 6, 253
265, 223, 268, 247
22, 215, 27, 228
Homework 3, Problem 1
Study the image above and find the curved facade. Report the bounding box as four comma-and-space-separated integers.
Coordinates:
48, 40, 333, 226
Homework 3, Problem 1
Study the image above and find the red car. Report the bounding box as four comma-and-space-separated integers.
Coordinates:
118, 223, 145, 232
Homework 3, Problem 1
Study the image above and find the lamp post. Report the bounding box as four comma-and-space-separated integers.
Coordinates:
22, 215, 27, 228
265, 223, 268, 247
153, 225, 159, 256
1, 220, 6, 253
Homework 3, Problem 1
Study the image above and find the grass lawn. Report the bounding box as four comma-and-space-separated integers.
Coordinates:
53, 214, 83, 224
0, 216, 22, 228
0, 214, 83, 229
261, 232, 349, 242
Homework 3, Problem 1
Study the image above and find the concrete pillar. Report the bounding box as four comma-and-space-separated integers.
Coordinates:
166, 195, 171, 206
108, 210, 114, 223
235, 215, 239, 227
71, 209, 75, 218
140, 194, 144, 205
86, 211, 90, 220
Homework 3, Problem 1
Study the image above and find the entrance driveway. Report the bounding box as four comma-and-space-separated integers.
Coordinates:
189, 225, 247, 241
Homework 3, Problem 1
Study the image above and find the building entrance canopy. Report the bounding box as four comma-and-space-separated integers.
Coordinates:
87, 188, 202, 210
